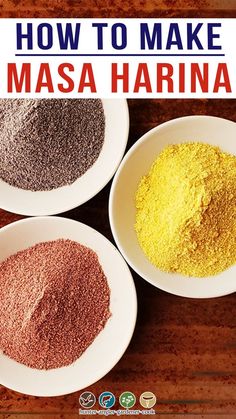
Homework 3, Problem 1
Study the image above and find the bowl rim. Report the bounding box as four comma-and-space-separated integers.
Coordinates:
109, 114, 236, 299
0, 99, 130, 217
0, 216, 137, 396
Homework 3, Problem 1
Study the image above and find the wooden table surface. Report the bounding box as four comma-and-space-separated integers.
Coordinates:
0, 2, 236, 419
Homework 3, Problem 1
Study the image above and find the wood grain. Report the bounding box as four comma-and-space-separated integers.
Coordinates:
0, 1, 236, 417
1, 0, 236, 18
0, 99, 235, 418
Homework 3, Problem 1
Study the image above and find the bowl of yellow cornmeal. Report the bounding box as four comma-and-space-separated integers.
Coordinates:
109, 115, 236, 298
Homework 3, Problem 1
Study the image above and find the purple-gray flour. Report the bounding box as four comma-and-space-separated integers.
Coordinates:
0, 99, 105, 191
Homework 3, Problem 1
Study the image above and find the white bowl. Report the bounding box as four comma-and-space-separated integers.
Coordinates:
0, 217, 137, 396
0, 99, 129, 216
109, 115, 236, 299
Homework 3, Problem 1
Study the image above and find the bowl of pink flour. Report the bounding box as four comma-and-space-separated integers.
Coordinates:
0, 99, 129, 216
0, 216, 137, 396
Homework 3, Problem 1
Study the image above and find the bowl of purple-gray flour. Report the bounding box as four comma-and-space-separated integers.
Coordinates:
0, 99, 129, 216
0, 216, 137, 396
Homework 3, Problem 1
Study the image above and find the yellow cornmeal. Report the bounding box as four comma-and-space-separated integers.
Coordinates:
135, 142, 236, 277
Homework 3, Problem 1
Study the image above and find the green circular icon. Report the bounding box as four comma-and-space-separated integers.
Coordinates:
119, 391, 136, 409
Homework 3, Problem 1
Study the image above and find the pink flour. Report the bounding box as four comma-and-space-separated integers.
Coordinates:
0, 239, 111, 370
